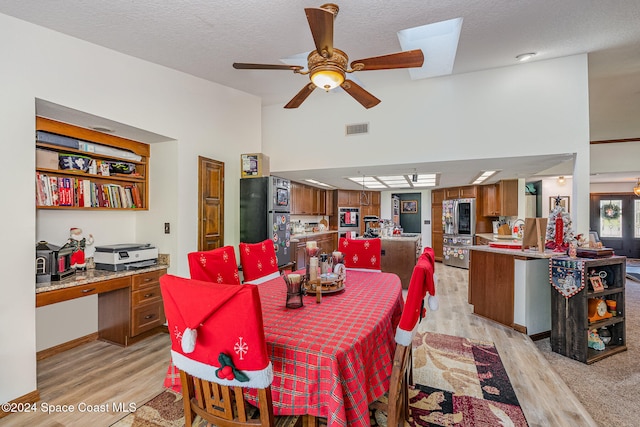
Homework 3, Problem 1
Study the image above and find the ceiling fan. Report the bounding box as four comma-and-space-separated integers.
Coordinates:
233, 3, 424, 109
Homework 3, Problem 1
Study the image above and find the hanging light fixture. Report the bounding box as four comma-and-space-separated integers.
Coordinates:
634, 177, 640, 197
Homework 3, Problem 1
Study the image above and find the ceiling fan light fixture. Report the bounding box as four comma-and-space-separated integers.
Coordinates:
311, 68, 345, 91
634, 177, 640, 197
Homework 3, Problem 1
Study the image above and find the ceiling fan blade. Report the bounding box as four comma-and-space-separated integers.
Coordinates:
340, 79, 381, 109
305, 6, 336, 57
350, 49, 424, 71
233, 62, 302, 71
284, 83, 317, 109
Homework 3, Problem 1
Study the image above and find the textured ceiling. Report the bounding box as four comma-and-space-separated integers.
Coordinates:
4, 1, 640, 187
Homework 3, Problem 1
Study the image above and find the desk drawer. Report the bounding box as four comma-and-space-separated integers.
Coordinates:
131, 301, 164, 336
132, 269, 165, 290
132, 284, 162, 306
36, 277, 131, 307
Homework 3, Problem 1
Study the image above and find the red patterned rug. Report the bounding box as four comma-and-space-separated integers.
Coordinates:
394, 331, 528, 426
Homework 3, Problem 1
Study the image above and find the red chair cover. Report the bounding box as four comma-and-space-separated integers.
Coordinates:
239, 240, 280, 283
160, 274, 273, 388
395, 247, 437, 345
188, 246, 240, 285
339, 237, 382, 270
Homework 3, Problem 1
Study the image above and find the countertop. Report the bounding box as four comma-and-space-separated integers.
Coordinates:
36, 263, 169, 293
290, 230, 338, 242
469, 244, 555, 259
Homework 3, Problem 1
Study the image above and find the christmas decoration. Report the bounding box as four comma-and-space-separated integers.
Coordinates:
67, 227, 94, 269
601, 202, 620, 220
395, 247, 439, 346
545, 195, 575, 251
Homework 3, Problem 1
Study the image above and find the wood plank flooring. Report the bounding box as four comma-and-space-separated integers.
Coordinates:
3, 263, 596, 426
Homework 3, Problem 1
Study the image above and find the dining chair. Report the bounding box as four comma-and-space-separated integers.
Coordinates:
187, 245, 241, 285
240, 240, 294, 284
338, 237, 382, 271
372, 247, 438, 426
160, 274, 301, 427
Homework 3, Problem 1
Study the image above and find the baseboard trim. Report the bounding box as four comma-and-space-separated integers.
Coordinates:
0, 389, 40, 419
512, 323, 527, 334
529, 330, 551, 341
36, 332, 99, 361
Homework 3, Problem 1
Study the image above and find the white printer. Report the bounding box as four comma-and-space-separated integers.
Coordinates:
94, 243, 158, 271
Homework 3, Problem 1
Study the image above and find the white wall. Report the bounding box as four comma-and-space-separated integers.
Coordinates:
1, 13, 261, 404
262, 55, 591, 237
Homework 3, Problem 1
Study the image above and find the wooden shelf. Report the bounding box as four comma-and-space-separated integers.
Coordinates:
550, 255, 627, 364
35, 117, 150, 210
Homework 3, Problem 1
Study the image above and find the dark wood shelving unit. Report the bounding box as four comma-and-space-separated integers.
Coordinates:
550, 255, 627, 364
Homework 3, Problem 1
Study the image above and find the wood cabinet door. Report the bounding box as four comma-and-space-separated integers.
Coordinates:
482, 183, 499, 216
337, 190, 350, 206
500, 180, 519, 217
432, 202, 444, 261
325, 190, 335, 215
460, 186, 478, 198
432, 189, 445, 205
445, 187, 460, 199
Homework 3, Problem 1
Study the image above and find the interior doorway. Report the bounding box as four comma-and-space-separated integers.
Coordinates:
589, 193, 640, 258
393, 192, 421, 233
198, 156, 225, 251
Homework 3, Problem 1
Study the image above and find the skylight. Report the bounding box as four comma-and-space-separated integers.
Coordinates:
397, 17, 463, 80
347, 173, 438, 189
305, 178, 334, 188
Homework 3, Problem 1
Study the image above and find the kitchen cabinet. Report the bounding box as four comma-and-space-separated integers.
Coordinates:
482, 179, 518, 217
291, 182, 328, 215
324, 190, 334, 216
293, 232, 337, 270
431, 189, 444, 262
337, 190, 361, 207
444, 185, 478, 200
550, 256, 626, 364
35, 117, 150, 210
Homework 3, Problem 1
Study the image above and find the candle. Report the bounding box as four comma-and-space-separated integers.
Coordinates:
309, 257, 318, 281
288, 273, 300, 284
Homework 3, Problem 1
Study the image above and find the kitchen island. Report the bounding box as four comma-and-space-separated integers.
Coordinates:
469, 244, 554, 338
380, 234, 422, 289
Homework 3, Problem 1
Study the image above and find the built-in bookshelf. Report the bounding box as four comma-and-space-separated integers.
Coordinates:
35, 117, 150, 210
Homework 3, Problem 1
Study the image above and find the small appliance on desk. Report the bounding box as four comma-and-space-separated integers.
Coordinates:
94, 243, 158, 271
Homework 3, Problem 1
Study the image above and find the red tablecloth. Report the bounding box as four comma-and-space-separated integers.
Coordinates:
258, 270, 404, 426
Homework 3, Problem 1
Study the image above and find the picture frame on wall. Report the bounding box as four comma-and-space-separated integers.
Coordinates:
401, 200, 418, 214
549, 195, 570, 213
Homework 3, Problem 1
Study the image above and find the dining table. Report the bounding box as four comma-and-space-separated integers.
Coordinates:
256, 269, 404, 427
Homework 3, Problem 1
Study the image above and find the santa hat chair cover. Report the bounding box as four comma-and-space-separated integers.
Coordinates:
338, 237, 382, 271
160, 274, 273, 389
187, 246, 241, 285
395, 247, 439, 346
239, 240, 281, 284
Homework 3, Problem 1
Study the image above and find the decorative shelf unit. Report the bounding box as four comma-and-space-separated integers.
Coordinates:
35, 117, 150, 210
550, 255, 627, 364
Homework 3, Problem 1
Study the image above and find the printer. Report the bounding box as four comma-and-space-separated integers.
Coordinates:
94, 243, 158, 271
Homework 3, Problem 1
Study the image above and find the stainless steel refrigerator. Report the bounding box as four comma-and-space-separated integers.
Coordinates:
442, 198, 476, 269
240, 176, 291, 266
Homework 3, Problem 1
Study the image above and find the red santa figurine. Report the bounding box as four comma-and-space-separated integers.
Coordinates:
68, 227, 94, 269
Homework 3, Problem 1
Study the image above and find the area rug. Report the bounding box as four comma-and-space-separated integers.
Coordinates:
109, 389, 201, 427
376, 331, 529, 427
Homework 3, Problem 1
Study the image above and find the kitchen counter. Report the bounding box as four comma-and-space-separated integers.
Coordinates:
290, 230, 338, 242
469, 246, 552, 337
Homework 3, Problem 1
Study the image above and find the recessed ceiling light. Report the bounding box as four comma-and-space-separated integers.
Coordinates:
515, 53, 536, 62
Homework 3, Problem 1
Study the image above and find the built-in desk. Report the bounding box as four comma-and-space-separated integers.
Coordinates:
36, 265, 168, 349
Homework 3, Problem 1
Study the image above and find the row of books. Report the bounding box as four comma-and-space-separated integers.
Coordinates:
36, 173, 143, 208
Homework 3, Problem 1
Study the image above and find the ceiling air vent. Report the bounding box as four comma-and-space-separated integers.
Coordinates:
345, 122, 369, 136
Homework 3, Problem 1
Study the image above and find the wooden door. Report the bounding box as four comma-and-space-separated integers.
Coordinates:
198, 156, 224, 251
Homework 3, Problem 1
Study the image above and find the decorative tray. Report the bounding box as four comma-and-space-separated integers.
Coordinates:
303, 273, 345, 295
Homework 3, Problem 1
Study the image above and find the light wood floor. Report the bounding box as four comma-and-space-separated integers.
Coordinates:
2, 263, 596, 426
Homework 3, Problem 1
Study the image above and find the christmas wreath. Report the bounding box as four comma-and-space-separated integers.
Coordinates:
601, 203, 620, 220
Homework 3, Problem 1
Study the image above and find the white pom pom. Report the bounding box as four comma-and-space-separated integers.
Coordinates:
428, 295, 439, 311
181, 328, 197, 353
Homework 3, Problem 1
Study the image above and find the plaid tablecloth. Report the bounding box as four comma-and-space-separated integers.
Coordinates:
258, 270, 404, 426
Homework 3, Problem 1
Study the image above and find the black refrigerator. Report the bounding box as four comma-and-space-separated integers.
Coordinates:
240, 176, 291, 266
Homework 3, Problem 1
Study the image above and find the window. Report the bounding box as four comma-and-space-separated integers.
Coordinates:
600, 200, 622, 238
